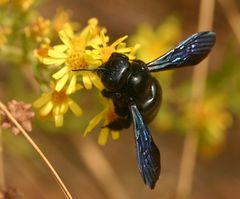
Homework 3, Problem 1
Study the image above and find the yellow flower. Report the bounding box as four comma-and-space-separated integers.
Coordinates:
25, 16, 50, 42
187, 97, 232, 133
184, 95, 232, 157
84, 96, 120, 145
129, 16, 181, 62
43, 19, 103, 92
87, 30, 138, 64
34, 42, 51, 63
33, 83, 83, 127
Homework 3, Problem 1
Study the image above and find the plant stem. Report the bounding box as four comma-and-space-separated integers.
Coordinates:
0, 116, 5, 196
175, 0, 216, 199
0, 101, 73, 199
218, 0, 240, 44
72, 138, 131, 199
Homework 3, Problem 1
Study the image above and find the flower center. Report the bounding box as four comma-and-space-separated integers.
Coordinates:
51, 90, 67, 104
34, 44, 50, 61
67, 50, 87, 70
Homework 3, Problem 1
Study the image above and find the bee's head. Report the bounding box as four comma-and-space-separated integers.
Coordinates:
97, 53, 130, 91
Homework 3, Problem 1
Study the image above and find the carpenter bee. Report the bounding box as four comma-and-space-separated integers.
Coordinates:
74, 31, 216, 189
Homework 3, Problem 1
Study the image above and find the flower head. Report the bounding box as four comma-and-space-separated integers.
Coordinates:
34, 41, 51, 63
184, 95, 232, 157
87, 30, 138, 64
36, 17, 138, 134
43, 19, 103, 92
84, 95, 120, 145
43, 18, 137, 93
0, 100, 35, 134
25, 16, 50, 42
33, 83, 82, 127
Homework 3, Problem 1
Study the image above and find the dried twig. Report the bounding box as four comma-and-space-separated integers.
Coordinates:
0, 101, 73, 199
0, 118, 5, 199
218, 0, 240, 44
175, 0, 216, 199
72, 138, 131, 199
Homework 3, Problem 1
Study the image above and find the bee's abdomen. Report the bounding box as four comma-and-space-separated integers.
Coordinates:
136, 77, 162, 123
127, 68, 162, 124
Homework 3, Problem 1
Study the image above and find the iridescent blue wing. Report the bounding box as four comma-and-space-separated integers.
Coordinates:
147, 31, 216, 72
129, 104, 161, 189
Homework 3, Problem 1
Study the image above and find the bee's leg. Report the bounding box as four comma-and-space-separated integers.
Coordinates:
103, 117, 131, 131
101, 89, 122, 99
101, 89, 131, 130
101, 89, 114, 98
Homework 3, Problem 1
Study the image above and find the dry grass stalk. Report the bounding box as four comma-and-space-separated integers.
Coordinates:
72, 138, 131, 199
175, 0, 216, 199
0, 101, 73, 199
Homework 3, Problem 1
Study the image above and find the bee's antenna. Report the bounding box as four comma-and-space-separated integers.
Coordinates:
72, 67, 107, 73
72, 68, 97, 72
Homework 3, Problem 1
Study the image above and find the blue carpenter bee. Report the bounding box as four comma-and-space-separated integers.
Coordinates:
74, 31, 216, 189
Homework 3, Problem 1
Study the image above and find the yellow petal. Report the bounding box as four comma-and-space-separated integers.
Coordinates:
127, 54, 136, 60
59, 30, 72, 49
117, 42, 126, 48
85, 49, 101, 59
39, 101, 54, 116
52, 66, 69, 79
63, 23, 74, 39
111, 35, 128, 47
88, 18, 98, 26
89, 42, 100, 50
98, 128, 109, 145
55, 74, 69, 91
66, 75, 77, 94
76, 83, 83, 91
54, 114, 64, 127
82, 74, 92, 89
89, 73, 104, 90
48, 49, 68, 59
116, 47, 132, 53
53, 105, 60, 115
59, 102, 69, 114
88, 34, 104, 46
68, 99, 82, 116
43, 57, 65, 66
84, 112, 104, 136
53, 44, 68, 52
111, 131, 120, 140
100, 31, 108, 46
33, 93, 51, 108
